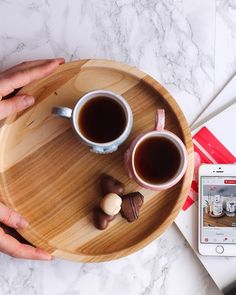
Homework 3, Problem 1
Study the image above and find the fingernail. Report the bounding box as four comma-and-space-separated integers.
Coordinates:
16, 217, 29, 229
24, 96, 35, 107
37, 248, 52, 260
56, 58, 65, 64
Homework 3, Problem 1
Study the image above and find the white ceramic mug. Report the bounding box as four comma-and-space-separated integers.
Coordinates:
52, 90, 133, 154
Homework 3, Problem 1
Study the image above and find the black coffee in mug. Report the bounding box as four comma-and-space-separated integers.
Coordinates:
78, 96, 127, 143
134, 136, 181, 184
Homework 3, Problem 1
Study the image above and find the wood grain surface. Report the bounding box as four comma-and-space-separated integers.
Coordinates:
0, 59, 194, 262
204, 212, 236, 227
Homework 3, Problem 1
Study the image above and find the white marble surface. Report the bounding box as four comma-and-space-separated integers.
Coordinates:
0, 226, 218, 295
1, 0, 235, 294
215, 0, 236, 91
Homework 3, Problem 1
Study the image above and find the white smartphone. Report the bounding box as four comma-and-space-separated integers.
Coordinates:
198, 164, 236, 256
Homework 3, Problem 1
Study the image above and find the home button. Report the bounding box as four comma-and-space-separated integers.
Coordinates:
216, 245, 224, 254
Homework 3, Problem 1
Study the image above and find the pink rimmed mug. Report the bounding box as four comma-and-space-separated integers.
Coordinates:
124, 109, 188, 191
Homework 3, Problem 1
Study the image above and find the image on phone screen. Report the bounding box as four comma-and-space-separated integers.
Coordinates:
200, 176, 236, 244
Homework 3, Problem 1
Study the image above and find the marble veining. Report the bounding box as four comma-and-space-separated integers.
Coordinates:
0, 0, 215, 122
0, 0, 234, 294
0, 227, 220, 295
215, 0, 236, 91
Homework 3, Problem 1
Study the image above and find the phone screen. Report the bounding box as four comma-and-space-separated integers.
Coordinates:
200, 176, 236, 244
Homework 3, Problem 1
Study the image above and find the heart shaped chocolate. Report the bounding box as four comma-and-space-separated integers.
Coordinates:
93, 208, 116, 230
100, 174, 125, 196
120, 192, 144, 222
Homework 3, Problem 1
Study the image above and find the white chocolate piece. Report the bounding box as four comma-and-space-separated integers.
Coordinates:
100, 193, 122, 215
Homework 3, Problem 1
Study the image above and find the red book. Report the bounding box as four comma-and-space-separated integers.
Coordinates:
183, 127, 236, 211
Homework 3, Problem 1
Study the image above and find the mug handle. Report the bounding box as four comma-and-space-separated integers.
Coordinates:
52, 106, 72, 119
155, 109, 165, 131
124, 149, 133, 179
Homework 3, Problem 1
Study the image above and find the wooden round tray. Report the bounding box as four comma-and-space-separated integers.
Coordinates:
0, 60, 194, 262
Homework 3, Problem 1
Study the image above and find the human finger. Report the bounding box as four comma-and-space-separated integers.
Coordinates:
0, 202, 29, 229
0, 95, 35, 120
1, 58, 64, 76
0, 58, 64, 97
0, 227, 52, 260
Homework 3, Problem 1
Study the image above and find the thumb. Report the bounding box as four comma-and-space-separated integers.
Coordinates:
0, 95, 35, 120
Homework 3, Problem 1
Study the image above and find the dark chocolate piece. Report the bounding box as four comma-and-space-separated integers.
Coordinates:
93, 208, 116, 230
120, 192, 144, 222
100, 174, 125, 196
